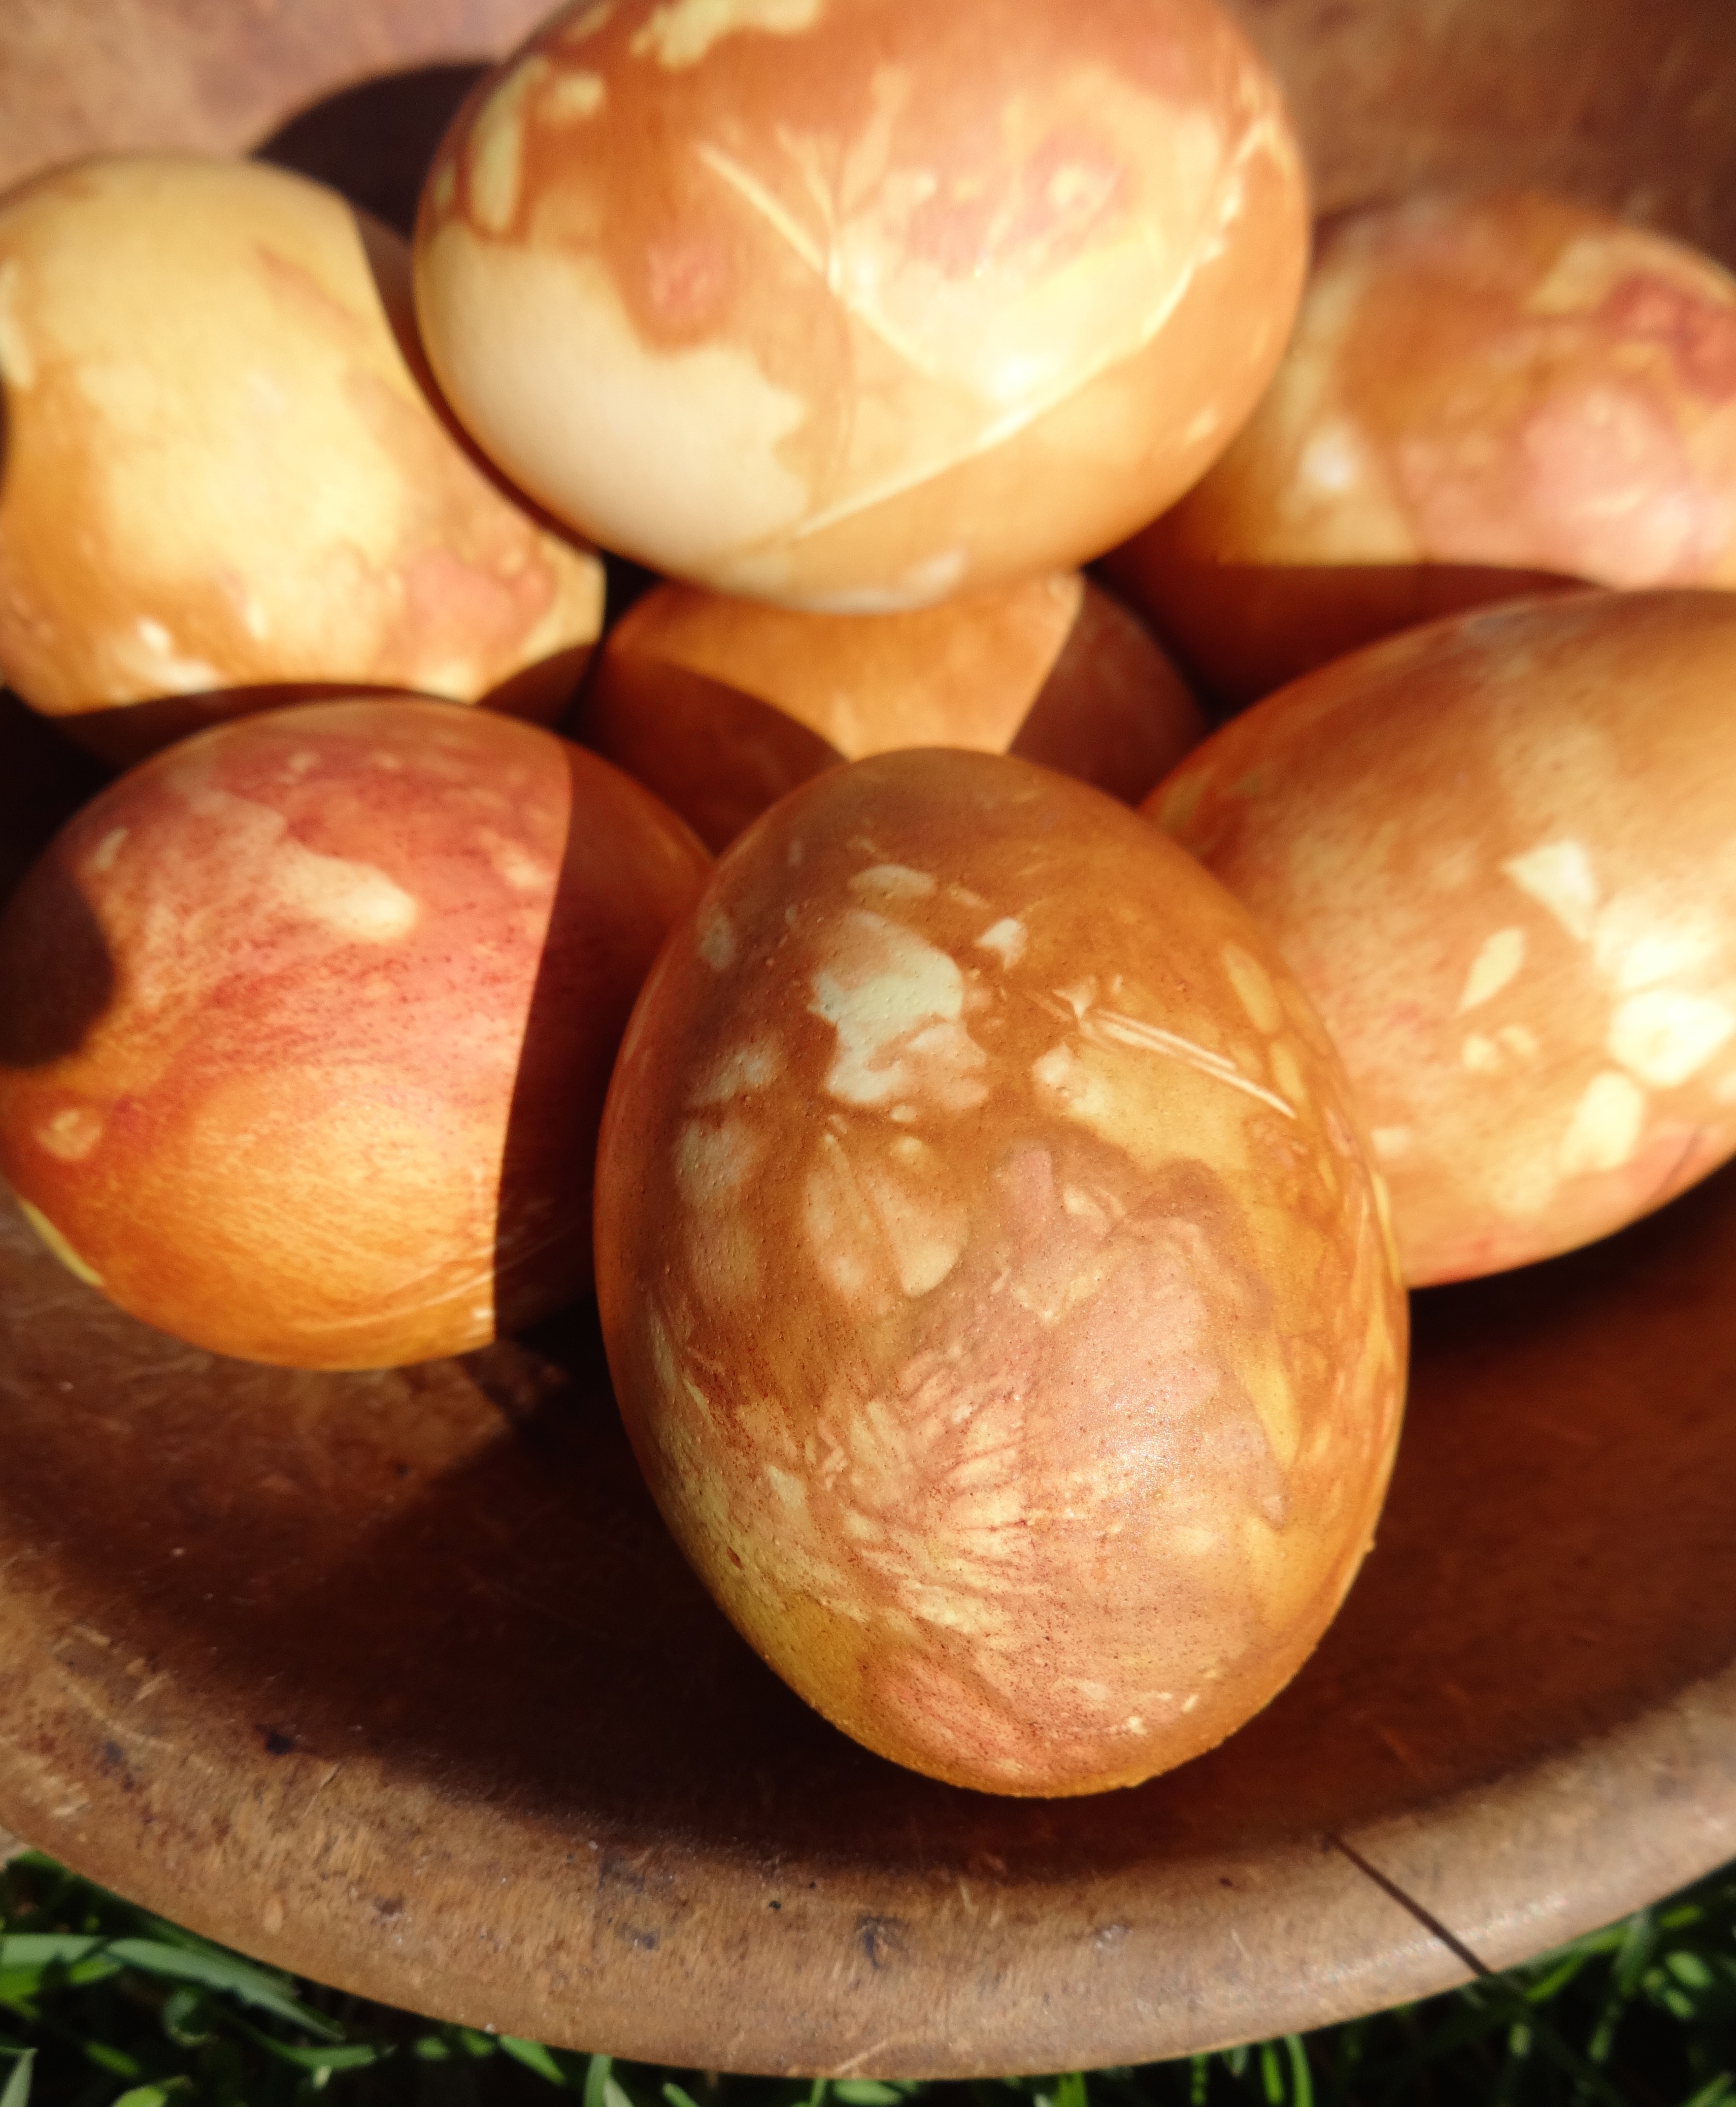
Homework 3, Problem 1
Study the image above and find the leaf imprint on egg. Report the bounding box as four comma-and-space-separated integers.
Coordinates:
1068, 1002, 1297, 1117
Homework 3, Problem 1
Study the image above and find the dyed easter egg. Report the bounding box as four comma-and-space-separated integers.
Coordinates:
0, 699, 708, 1368
1148, 590, 1736, 1283
1110, 190, 1736, 703
413, 0, 1308, 610
0, 155, 606, 764
595, 748, 1406, 1795
575, 570, 1205, 849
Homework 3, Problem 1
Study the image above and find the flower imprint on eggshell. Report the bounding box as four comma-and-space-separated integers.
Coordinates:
765, 1135, 1294, 1785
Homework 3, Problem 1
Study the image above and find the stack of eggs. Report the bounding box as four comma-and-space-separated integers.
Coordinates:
1, 0, 1731, 1800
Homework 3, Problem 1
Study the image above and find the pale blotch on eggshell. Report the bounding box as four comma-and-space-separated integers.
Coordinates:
574, 570, 1206, 848
1147, 588, 1736, 1283
0, 698, 710, 1369
1109, 190, 1736, 704
595, 748, 1406, 1796
0, 155, 606, 763
412, 0, 1309, 610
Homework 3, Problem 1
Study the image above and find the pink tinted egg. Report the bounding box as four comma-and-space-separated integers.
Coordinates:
1149, 589, 1736, 1283
1111, 189, 1736, 703
0, 698, 709, 1368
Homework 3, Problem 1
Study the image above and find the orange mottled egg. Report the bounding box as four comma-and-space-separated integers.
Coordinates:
575, 570, 1205, 849
1148, 590, 1736, 1284
1110, 190, 1736, 703
413, 0, 1308, 611
0, 699, 709, 1368
0, 155, 606, 764
595, 749, 1406, 1795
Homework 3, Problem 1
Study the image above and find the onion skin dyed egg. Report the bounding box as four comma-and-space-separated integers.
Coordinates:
0, 155, 606, 765
1109, 190, 1736, 704
0, 700, 709, 1369
412, 0, 1309, 611
595, 749, 1406, 1796
1148, 590, 1736, 1286
575, 570, 1206, 849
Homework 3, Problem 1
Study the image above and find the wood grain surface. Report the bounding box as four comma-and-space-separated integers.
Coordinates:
2, 0, 1736, 2076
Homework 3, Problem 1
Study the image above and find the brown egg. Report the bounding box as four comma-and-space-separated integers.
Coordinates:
1109, 190, 1736, 703
574, 570, 1206, 849
1148, 589, 1736, 1285
0, 155, 607, 764
412, 0, 1308, 611
0, 699, 709, 1368
594, 749, 1406, 1796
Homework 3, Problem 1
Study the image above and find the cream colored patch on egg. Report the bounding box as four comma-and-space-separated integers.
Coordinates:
1461, 1033, 1502, 1074
128, 616, 222, 692
976, 918, 1028, 968
792, 546, 970, 615
36, 1105, 105, 1163
675, 1113, 761, 1211
419, 228, 811, 576
698, 906, 737, 971
849, 864, 937, 904
1558, 1069, 1648, 1178
0, 259, 37, 388
630, 0, 824, 70
1606, 989, 1735, 1089
18, 1198, 104, 1287
691, 1035, 783, 1105
1503, 840, 1599, 943
1221, 942, 1284, 1036
267, 839, 420, 943
1457, 926, 1527, 1013
1295, 419, 1368, 499
1371, 1126, 1413, 1162
478, 829, 552, 895
468, 56, 549, 235
856, 1159, 967, 1297
1593, 901, 1719, 994
543, 71, 608, 121
809, 911, 988, 1113
87, 826, 129, 877
1484, 1153, 1559, 1223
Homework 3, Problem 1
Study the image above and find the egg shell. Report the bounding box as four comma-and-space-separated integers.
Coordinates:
594, 747, 1406, 1796
1148, 588, 1736, 1284
0, 154, 606, 764
1109, 190, 1736, 704
0, 698, 709, 1368
574, 570, 1206, 848
412, 0, 1308, 611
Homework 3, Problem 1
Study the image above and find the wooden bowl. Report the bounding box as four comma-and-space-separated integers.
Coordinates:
3, 0, 1736, 2078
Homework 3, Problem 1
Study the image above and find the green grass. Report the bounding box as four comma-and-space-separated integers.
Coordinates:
0, 1850, 1731, 2107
